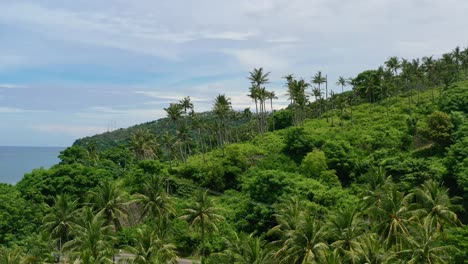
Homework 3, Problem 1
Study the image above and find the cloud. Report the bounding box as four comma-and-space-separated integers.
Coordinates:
31, 124, 107, 137
0, 84, 26, 89
0, 106, 47, 113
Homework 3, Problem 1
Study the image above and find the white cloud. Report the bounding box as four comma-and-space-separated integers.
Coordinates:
0, 84, 26, 89
0, 106, 47, 113
31, 124, 107, 137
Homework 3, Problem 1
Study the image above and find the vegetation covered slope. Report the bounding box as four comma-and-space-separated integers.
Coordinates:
1, 46, 468, 263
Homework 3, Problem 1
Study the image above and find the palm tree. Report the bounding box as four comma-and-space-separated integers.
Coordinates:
312, 71, 327, 120
312, 87, 322, 118
266, 90, 278, 131
364, 183, 414, 251
134, 174, 175, 223
179, 96, 193, 117
411, 180, 461, 233
42, 194, 79, 260
356, 233, 392, 264
385, 56, 401, 76
161, 131, 176, 164
328, 206, 364, 262
180, 191, 224, 264
248, 68, 270, 134
0, 246, 25, 264
64, 208, 114, 264
87, 181, 129, 232
164, 103, 183, 131
213, 94, 232, 154
130, 129, 158, 160
396, 218, 456, 264
287, 78, 309, 126
221, 233, 274, 264
336, 76, 347, 94
275, 214, 328, 263
422, 56, 436, 102
126, 225, 178, 264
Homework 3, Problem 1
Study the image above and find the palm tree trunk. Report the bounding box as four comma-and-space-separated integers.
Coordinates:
270, 99, 275, 131
325, 76, 329, 123
201, 218, 205, 264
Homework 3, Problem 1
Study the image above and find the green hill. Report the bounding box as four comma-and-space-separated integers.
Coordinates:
2, 51, 468, 263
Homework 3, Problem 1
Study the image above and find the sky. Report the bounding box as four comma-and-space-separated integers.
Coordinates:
1, 0, 467, 147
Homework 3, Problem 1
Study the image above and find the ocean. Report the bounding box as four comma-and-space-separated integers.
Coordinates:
0, 146, 65, 185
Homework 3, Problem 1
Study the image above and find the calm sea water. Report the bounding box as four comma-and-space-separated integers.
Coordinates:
0, 146, 65, 185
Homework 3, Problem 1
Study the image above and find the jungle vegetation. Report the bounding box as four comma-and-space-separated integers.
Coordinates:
1, 46, 468, 264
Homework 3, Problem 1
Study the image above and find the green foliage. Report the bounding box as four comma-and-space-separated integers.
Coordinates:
322, 140, 356, 184
282, 127, 314, 162
439, 81, 468, 113
0, 184, 44, 245
271, 109, 293, 130
300, 149, 328, 179
16, 163, 115, 204
421, 111, 454, 147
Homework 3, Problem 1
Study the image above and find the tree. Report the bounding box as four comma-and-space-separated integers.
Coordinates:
397, 219, 456, 263
213, 94, 232, 153
126, 225, 178, 264
42, 194, 79, 259
221, 233, 273, 264
180, 191, 224, 264
313, 71, 327, 120
248, 68, 271, 134
64, 208, 114, 264
364, 183, 414, 251
385, 56, 401, 76
164, 103, 183, 131
422, 111, 454, 148
130, 129, 158, 160
275, 214, 328, 263
336, 76, 347, 94
87, 181, 129, 232
134, 174, 175, 224
412, 180, 461, 233
328, 206, 364, 262
267, 90, 278, 131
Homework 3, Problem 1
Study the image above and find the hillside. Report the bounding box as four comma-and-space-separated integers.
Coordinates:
1, 50, 468, 263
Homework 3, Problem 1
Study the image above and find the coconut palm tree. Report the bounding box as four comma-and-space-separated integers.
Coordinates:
64, 208, 114, 264
327, 206, 364, 262
411, 180, 461, 233
213, 94, 232, 154
87, 181, 129, 232
42, 194, 79, 260
164, 103, 183, 131
180, 191, 224, 264
134, 174, 175, 224
356, 233, 392, 264
384, 56, 401, 77
396, 218, 456, 264
130, 129, 158, 160
248, 68, 270, 134
221, 233, 274, 264
364, 183, 414, 251
313, 71, 327, 120
266, 90, 278, 131
125, 225, 178, 264
312, 87, 322, 118
275, 214, 328, 264
0, 246, 25, 264
287, 78, 309, 126
336, 76, 347, 94
248, 84, 261, 133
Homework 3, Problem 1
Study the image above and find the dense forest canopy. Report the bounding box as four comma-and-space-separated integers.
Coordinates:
1, 46, 468, 263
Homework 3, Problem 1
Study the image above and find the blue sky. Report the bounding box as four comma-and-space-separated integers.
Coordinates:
1, 0, 467, 146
